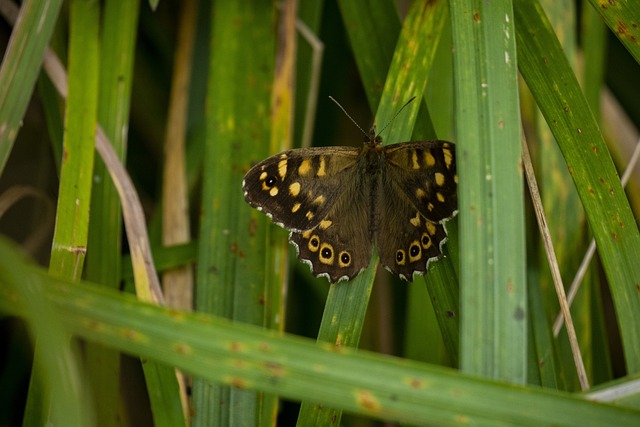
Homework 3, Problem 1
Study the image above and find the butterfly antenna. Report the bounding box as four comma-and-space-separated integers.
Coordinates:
328, 96, 369, 138
376, 96, 416, 135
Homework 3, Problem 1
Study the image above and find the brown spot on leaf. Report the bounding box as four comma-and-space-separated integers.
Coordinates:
86, 319, 102, 331
258, 342, 271, 352
616, 20, 634, 42
265, 361, 284, 378
409, 378, 424, 389
229, 377, 248, 389
174, 342, 191, 354
249, 218, 257, 237
356, 390, 380, 412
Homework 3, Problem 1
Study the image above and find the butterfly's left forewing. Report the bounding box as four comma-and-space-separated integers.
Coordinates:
244, 146, 375, 282
243, 147, 359, 232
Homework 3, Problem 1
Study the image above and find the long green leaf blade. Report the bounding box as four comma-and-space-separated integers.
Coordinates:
2, 245, 639, 426
450, 0, 528, 383
84, 1, 144, 426
0, 0, 64, 174
194, 1, 276, 425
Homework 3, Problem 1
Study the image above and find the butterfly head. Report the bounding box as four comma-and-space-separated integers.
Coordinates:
364, 126, 382, 147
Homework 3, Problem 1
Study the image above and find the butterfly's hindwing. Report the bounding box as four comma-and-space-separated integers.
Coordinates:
289, 178, 373, 282
243, 147, 359, 232
375, 183, 449, 279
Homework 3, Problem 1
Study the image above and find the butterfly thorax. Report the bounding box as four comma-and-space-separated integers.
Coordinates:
359, 133, 386, 174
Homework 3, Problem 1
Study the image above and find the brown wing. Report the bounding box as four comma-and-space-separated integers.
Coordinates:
289, 174, 373, 283
383, 141, 457, 223
242, 146, 359, 232
375, 141, 457, 280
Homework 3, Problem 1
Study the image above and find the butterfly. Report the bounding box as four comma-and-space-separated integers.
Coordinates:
242, 99, 458, 283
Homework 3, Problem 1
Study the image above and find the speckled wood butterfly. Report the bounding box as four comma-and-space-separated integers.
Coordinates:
242, 100, 458, 283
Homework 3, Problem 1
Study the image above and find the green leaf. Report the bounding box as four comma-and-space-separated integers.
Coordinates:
2, 240, 640, 426
194, 1, 277, 425
0, 0, 64, 174
450, 0, 528, 383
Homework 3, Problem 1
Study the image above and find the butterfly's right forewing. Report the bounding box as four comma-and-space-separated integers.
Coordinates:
384, 141, 458, 223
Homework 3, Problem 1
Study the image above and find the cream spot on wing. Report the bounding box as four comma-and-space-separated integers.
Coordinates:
259, 171, 268, 181
313, 195, 325, 205
424, 151, 436, 167
412, 150, 419, 169
443, 147, 453, 168
269, 186, 279, 197
436, 192, 445, 203
435, 172, 445, 186
289, 182, 301, 196
305, 211, 314, 220
292, 202, 301, 213
416, 188, 426, 199
317, 157, 326, 176
426, 222, 437, 235
410, 212, 421, 227
278, 159, 287, 178
298, 159, 312, 176
319, 219, 332, 229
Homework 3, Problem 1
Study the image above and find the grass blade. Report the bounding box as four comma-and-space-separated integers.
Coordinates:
3, 244, 640, 426
0, 0, 64, 174
194, 1, 277, 425
450, 0, 528, 383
